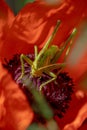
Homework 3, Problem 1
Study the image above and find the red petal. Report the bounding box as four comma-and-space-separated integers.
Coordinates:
63, 102, 87, 130
0, 62, 34, 130
0, 0, 14, 42
56, 51, 87, 129
56, 90, 87, 130
0, 0, 87, 61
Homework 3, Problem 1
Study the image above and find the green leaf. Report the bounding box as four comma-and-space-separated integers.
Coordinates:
5, 0, 35, 15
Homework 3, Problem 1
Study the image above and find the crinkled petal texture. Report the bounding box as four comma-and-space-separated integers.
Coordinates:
0, 62, 34, 130
63, 102, 87, 130
57, 93, 87, 130
0, 0, 87, 61
0, 0, 14, 48
0, 0, 87, 130
56, 51, 87, 130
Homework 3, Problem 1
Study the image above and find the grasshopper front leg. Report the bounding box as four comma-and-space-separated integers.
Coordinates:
40, 71, 57, 91
19, 54, 33, 79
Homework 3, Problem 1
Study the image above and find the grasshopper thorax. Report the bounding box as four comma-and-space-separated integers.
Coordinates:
31, 64, 42, 77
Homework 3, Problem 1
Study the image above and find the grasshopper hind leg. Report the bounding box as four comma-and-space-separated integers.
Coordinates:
39, 71, 57, 91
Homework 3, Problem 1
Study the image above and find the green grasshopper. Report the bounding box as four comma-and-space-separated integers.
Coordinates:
19, 20, 77, 91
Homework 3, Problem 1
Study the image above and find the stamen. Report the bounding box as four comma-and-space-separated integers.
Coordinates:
3, 53, 74, 122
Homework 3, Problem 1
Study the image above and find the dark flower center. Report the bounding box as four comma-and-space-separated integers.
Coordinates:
4, 54, 74, 122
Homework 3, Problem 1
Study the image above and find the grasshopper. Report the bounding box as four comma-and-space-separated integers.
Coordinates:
19, 20, 77, 91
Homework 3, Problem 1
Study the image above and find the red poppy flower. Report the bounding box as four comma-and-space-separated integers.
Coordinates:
0, 0, 87, 130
